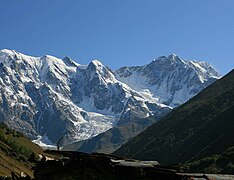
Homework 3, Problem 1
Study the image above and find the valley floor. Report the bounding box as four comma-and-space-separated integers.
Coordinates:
20, 150, 234, 180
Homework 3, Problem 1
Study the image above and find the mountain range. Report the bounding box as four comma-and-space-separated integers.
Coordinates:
63, 54, 221, 153
0, 49, 221, 151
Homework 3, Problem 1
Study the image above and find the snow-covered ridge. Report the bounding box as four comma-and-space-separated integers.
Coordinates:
115, 54, 221, 107
0, 49, 170, 146
0, 49, 221, 147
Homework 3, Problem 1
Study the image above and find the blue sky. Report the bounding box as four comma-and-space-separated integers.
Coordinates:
0, 0, 233, 74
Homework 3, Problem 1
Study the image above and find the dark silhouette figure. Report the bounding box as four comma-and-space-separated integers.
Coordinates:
57, 136, 64, 151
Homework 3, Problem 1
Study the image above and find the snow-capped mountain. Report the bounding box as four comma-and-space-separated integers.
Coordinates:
0, 50, 221, 148
115, 54, 221, 107
63, 54, 221, 153
0, 49, 171, 146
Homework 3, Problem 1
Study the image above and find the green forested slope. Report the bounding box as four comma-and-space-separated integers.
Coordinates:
114, 69, 234, 172
0, 123, 44, 177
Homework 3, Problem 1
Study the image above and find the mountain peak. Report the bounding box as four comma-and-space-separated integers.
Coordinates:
153, 54, 183, 64
0, 48, 15, 54
168, 53, 177, 58
115, 55, 221, 107
150, 54, 185, 68
87, 59, 106, 73
167, 54, 182, 61
62, 56, 79, 67
0, 49, 19, 57
86, 59, 117, 84
0, 49, 26, 63
90, 59, 104, 67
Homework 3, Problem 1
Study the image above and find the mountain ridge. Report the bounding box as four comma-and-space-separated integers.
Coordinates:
115, 54, 221, 107
0, 49, 221, 150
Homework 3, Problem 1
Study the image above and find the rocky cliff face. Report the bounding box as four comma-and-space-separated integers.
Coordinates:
0, 49, 221, 147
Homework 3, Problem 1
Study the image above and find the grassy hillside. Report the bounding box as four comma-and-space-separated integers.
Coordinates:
0, 122, 44, 177
114, 69, 234, 173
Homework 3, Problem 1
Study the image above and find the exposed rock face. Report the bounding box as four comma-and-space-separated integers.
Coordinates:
0, 49, 220, 148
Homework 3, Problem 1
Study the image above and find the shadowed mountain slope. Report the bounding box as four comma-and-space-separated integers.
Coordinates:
114, 69, 234, 168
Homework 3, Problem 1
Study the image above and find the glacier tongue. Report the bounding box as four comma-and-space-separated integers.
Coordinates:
0, 50, 221, 147
32, 135, 56, 149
